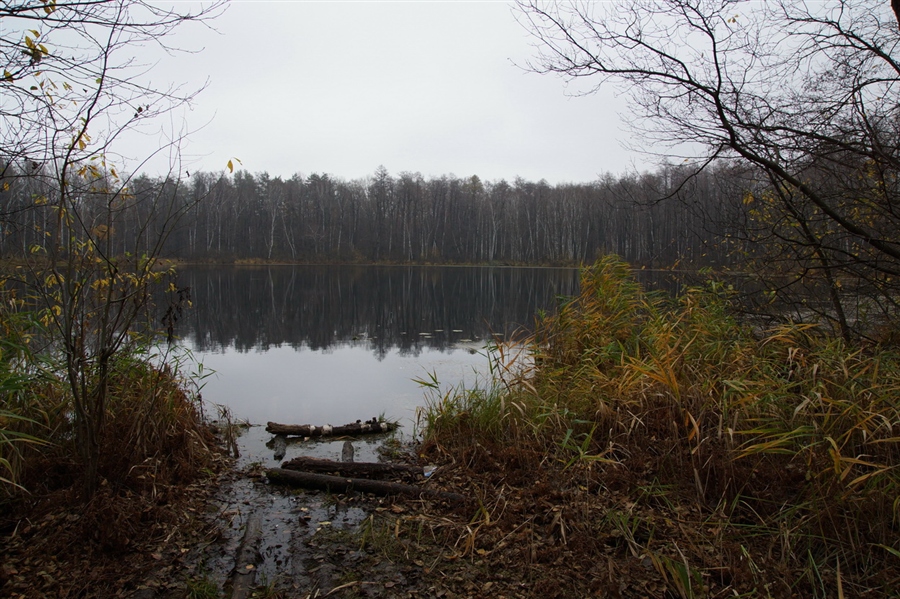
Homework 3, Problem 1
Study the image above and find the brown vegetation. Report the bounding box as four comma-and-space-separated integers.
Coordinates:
0, 354, 224, 597
415, 257, 900, 597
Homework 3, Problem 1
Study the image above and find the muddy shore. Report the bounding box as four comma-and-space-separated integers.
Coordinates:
135, 425, 476, 599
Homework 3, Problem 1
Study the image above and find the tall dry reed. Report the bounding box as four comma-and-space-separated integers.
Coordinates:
420, 255, 900, 596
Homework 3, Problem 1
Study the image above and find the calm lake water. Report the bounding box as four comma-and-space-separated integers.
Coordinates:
174, 265, 580, 459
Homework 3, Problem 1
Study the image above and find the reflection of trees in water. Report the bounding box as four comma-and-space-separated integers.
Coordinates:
176, 266, 581, 357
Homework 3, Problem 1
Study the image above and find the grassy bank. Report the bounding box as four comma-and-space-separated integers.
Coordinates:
419, 256, 899, 597
1, 337, 218, 502
0, 323, 223, 595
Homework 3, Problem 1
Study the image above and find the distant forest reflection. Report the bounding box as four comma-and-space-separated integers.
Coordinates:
175, 266, 581, 357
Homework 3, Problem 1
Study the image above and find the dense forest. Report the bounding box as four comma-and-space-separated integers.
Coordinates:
5, 154, 896, 340
0, 162, 740, 267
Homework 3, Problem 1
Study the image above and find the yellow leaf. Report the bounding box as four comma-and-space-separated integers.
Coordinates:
92, 224, 110, 240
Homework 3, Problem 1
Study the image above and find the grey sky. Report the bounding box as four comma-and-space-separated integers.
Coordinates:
128, 1, 642, 184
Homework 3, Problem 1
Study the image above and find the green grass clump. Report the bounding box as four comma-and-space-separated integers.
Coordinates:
419, 255, 900, 597
186, 574, 220, 599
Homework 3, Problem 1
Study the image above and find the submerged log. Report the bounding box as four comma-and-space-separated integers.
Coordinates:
265, 468, 465, 505
281, 456, 425, 478
265, 419, 397, 437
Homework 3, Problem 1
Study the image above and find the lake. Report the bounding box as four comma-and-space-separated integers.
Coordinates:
174, 265, 580, 461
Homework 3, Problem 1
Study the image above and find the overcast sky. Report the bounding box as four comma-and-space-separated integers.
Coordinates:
126, 1, 647, 184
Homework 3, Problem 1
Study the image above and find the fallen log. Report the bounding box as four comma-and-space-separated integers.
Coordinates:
265, 419, 397, 437
265, 468, 465, 505
281, 456, 425, 478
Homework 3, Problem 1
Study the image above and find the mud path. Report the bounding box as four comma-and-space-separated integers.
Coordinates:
172, 425, 445, 599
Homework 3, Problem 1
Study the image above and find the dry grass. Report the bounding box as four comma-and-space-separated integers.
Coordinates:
0, 339, 225, 597
418, 256, 900, 597
0, 339, 222, 554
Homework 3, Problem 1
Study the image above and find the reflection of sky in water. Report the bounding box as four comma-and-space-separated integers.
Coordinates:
188, 341, 492, 436
172, 266, 572, 463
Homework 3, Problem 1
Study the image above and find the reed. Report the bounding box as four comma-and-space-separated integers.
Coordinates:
420, 255, 900, 596
0, 309, 59, 494
0, 335, 216, 509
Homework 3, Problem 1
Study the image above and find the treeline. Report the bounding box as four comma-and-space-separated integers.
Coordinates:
0, 163, 741, 267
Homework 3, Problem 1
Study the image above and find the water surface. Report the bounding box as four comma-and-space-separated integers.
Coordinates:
175, 265, 579, 453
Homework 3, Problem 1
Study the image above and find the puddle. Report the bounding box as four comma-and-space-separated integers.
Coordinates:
194, 422, 403, 595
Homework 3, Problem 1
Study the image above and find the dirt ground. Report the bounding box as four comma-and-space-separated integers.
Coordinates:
2, 425, 723, 599
1, 428, 516, 599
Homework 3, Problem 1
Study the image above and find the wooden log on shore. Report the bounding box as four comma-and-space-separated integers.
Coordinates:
281, 456, 425, 478
265, 468, 465, 505
265, 419, 397, 437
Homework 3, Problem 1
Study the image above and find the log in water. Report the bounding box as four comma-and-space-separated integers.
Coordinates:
281, 456, 424, 478
265, 419, 397, 437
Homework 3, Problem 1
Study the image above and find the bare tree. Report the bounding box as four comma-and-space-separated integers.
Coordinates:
517, 0, 900, 339
1, 0, 224, 496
